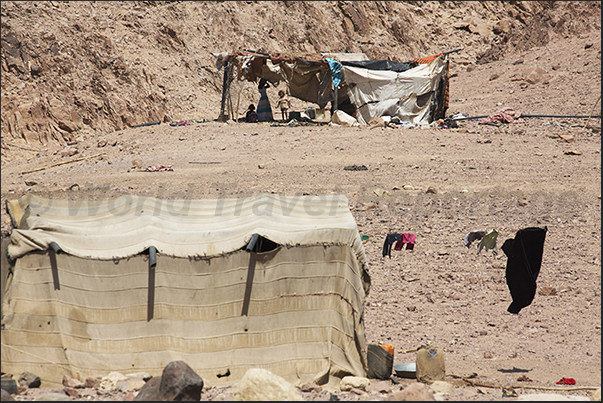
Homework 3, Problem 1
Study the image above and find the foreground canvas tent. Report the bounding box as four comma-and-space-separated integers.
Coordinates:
1, 193, 370, 387
215, 50, 451, 126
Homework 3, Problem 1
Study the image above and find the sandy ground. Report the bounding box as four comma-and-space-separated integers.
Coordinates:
1, 20, 601, 403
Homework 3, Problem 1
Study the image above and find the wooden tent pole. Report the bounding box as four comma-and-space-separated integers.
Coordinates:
218, 62, 229, 122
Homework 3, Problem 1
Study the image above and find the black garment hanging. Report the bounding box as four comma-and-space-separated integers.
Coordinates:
382, 233, 402, 258
502, 227, 548, 314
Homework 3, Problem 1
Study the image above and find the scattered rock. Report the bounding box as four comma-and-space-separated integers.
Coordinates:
564, 149, 583, 155
374, 188, 390, 197
429, 380, 453, 395
98, 372, 128, 395
368, 117, 386, 128
84, 376, 102, 389
385, 382, 435, 401
1, 389, 15, 401
340, 376, 371, 392
538, 286, 558, 296
483, 351, 493, 359
234, 368, 303, 401
503, 386, 518, 397
493, 19, 513, 35
18, 371, 41, 388
366, 380, 392, 394
344, 164, 368, 171
357, 202, 376, 211
298, 382, 322, 392
62, 375, 84, 389
425, 186, 438, 194
63, 386, 79, 397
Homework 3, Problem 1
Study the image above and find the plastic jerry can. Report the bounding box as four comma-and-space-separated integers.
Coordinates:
367, 343, 394, 380
416, 345, 446, 383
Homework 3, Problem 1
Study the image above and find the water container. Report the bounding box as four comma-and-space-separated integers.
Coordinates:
416, 345, 446, 383
367, 343, 394, 380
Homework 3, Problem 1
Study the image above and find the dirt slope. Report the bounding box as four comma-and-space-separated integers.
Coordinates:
1, 1, 600, 149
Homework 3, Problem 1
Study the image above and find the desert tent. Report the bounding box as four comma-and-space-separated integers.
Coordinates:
1, 193, 370, 387
214, 50, 451, 126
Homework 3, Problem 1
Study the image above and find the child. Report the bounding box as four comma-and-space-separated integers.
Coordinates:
277, 90, 291, 121
245, 104, 258, 123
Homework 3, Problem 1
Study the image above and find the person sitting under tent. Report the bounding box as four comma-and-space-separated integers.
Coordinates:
245, 104, 258, 123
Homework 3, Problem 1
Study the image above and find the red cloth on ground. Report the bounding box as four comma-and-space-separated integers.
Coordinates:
556, 377, 576, 385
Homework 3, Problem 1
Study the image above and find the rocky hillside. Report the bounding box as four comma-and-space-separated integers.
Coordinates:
1, 1, 601, 150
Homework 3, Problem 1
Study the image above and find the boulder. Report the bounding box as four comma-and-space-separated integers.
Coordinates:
159, 361, 203, 401
134, 361, 203, 401
133, 377, 161, 401
98, 372, 128, 395
18, 371, 41, 388
234, 368, 303, 401
1, 389, 15, 401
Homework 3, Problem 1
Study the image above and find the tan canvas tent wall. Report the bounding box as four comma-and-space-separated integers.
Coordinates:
1, 193, 370, 387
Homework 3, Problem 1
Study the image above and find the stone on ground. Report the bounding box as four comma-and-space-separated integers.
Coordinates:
234, 368, 303, 401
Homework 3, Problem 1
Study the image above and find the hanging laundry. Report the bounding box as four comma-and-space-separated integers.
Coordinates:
401, 233, 416, 250
463, 230, 486, 247
382, 234, 402, 258
477, 229, 498, 255
502, 226, 548, 314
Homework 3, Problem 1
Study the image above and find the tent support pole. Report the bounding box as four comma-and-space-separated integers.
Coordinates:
49, 242, 62, 290
218, 63, 230, 122
333, 86, 339, 113
241, 254, 257, 317
147, 246, 157, 321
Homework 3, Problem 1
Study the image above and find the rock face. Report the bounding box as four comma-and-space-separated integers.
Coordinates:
233, 368, 303, 401
133, 361, 203, 401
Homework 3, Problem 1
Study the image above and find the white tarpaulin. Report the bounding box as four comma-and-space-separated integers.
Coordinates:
342, 57, 447, 126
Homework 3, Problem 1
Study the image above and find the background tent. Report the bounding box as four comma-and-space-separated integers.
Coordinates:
342, 57, 448, 126
214, 51, 451, 126
1, 193, 370, 387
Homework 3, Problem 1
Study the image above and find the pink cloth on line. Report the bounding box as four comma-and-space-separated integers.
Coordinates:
402, 233, 416, 250
394, 240, 404, 251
